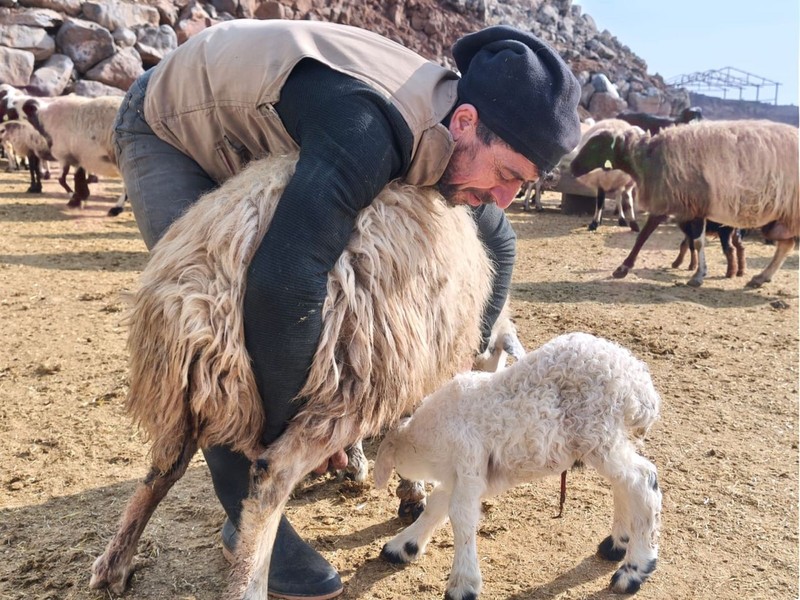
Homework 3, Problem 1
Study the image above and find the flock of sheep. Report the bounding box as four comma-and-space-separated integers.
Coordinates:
1, 80, 798, 600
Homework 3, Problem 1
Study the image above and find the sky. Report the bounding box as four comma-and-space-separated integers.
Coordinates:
574, 0, 799, 106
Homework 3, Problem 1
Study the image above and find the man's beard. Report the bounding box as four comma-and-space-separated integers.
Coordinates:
435, 141, 495, 207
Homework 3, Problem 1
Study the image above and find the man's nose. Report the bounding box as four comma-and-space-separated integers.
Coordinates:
494, 182, 522, 209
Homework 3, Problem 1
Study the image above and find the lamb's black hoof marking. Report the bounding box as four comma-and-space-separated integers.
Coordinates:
403, 541, 419, 558
380, 545, 408, 565
598, 535, 627, 561
398, 500, 425, 523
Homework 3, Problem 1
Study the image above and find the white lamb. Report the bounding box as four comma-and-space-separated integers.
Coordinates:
375, 332, 662, 599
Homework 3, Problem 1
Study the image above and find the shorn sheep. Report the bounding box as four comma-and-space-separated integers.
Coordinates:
89, 153, 495, 598
571, 119, 799, 288
375, 332, 662, 599
16, 94, 128, 216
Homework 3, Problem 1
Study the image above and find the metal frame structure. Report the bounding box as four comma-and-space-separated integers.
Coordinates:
668, 67, 782, 105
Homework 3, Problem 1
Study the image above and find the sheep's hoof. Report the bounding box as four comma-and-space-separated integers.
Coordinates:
26, 183, 42, 194
397, 499, 425, 523
87, 174, 99, 183
612, 265, 630, 279
89, 553, 134, 594
670, 259, 682, 269
107, 206, 123, 217
66, 197, 83, 208
686, 277, 704, 288
597, 535, 627, 561
587, 221, 599, 231
746, 277, 767, 288
610, 559, 656, 594
380, 541, 417, 564
629, 221, 640, 233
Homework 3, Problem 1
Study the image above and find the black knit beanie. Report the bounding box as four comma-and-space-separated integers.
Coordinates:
452, 25, 582, 172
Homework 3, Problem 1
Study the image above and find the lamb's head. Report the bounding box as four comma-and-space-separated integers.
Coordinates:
373, 418, 411, 491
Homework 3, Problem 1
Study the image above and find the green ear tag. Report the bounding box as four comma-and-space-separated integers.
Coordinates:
604, 159, 613, 169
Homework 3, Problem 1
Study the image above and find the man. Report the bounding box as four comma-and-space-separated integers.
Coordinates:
114, 19, 580, 600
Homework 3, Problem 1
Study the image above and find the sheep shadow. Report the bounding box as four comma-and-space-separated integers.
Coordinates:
504, 555, 621, 600
0, 198, 74, 222
0, 250, 148, 272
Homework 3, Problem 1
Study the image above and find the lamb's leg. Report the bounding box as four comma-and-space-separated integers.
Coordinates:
685, 218, 707, 287
732, 229, 746, 276
444, 475, 486, 600
90, 438, 198, 594
227, 424, 345, 600
614, 214, 667, 278
591, 448, 661, 594
747, 224, 793, 287
58, 164, 72, 194
588, 187, 605, 231
381, 483, 452, 563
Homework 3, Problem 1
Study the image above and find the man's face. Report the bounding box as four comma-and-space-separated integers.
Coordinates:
437, 105, 539, 209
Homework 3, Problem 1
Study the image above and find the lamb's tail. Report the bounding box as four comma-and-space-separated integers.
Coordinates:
623, 363, 662, 441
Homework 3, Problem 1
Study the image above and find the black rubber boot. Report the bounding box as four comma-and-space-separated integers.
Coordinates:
204, 446, 342, 600
222, 515, 343, 600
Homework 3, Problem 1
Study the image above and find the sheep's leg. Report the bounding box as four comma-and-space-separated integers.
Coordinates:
747, 237, 795, 288
521, 181, 534, 212
342, 439, 369, 482
58, 164, 72, 194
228, 425, 345, 600
69, 166, 90, 207
107, 186, 128, 217
533, 179, 544, 212
620, 189, 639, 232
41, 160, 51, 180
397, 477, 427, 522
718, 226, 737, 278
732, 229, 746, 276
26, 153, 42, 193
444, 474, 486, 600
671, 237, 690, 269
614, 214, 667, 278
590, 448, 661, 594
588, 187, 605, 231
90, 438, 198, 594
381, 483, 452, 563
686, 218, 708, 287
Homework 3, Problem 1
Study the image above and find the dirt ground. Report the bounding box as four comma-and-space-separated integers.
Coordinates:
0, 166, 797, 600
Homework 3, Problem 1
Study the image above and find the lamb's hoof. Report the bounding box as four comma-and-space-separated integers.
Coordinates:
588, 221, 599, 232
42, 171, 51, 180
107, 206, 123, 217
610, 559, 656, 594
445, 590, 479, 600
617, 218, 628, 228
629, 221, 640, 233
26, 183, 42, 194
89, 553, 134, 594
380, 540, 418, 564
597, 535, 627, 561
66, 197, 83, 208
398, 499, 425, 523
746, 277, 767, 288
535, 206, 544, 213
736, 270, 745, 277
670, 260, 682, 269
87, 174, 99, 183
612, 265, 630, 279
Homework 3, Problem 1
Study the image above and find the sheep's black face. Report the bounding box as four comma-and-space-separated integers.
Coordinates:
570, 133, 615, 177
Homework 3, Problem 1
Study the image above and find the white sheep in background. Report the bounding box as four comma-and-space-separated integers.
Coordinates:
571, 119, 799, 288
0, 121, 52, 192
375, 332, 662, 599
90, 153, 494, 598
573, 118, 642, 232
15, 94, 128, 216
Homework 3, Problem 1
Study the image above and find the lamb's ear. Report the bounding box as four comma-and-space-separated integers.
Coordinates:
373, 433, 396, 491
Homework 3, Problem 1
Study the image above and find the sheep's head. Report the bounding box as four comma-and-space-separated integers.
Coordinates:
17, 98, 50, 145
678, 106, 703, 124
570, 131, 617, 177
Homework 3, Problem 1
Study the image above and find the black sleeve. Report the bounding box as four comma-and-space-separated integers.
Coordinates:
243, 61, 413, 444
470, 204, 517, 352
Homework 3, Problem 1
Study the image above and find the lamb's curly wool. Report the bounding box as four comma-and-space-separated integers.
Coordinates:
92, 152, 494, 598
375, 332, 662, 598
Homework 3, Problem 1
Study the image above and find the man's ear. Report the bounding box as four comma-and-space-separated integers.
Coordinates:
449, 103, 479, 141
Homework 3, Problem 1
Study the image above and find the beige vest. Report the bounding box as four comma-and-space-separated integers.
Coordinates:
143, 19, 459, 185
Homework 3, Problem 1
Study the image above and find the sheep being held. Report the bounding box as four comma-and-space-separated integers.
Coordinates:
89, 153, 494, 598
570, 119, 798, 288
376, 332, 662, 599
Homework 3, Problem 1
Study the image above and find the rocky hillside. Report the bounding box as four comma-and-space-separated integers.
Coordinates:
0, 0, 697, 119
